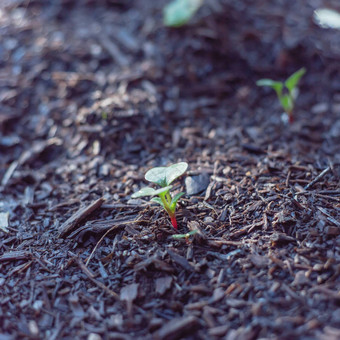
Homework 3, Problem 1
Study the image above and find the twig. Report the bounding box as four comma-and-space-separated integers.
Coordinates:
1, 160, 19, 187
317, 206, 340, 227
304, 166, 331, 190
98, 30, 128, 67
85, 225, 122, 267
85, 217, 145, 266
73, 255, 119, 300
315, 194, 340, 202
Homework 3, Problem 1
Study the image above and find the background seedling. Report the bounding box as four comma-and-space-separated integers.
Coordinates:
132, 162, 188, 229
163, 0, 203, 27
257, 68, 306, 124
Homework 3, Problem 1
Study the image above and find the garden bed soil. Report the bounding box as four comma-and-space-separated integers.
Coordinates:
0, 0, 340, 339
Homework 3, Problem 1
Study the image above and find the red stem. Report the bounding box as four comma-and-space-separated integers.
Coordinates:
170, 216, 178, 230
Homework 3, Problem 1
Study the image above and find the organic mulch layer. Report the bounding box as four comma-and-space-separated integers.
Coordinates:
0, 0, 339, 339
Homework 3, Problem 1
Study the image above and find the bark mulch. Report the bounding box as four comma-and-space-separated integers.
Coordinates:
0, 0, 339, 339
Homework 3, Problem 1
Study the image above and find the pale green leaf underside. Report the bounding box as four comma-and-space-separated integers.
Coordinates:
145, 167, 168, 186
256, 79, 283, 96
131, 185, 172, 198
166, 162, 188, 185
285, 68, 306, 92
145, 162, 188, 186
163, 0, 203, 27
151, 197, 165, 208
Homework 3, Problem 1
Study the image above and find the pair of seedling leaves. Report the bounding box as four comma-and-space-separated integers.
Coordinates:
132, 162, 188, 230
257, 68, 306, 122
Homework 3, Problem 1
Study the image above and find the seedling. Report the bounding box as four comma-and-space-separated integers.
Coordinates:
132, 162, 188, 229
163, 0, 203, 27
256, 68, 306, 124
172, 230, 198, 244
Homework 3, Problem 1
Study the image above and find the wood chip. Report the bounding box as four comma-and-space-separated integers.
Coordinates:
0, 212, 9, 233
0, 250, 32, 262
59, 197, 105, 237
155, 276, 173, 295
167, 249, 194, 272
155, 315, 199, 340
120, 283, 139, 303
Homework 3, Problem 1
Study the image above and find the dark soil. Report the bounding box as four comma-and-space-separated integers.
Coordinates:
1, 0, 340, 339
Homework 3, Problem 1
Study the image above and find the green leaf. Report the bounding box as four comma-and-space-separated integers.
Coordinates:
145, 167, 167, 186
314, 8, 340, 30
170, 192, 185, 211
163, 0, 203, 27
145, 162, 188, 187
131, 185, 172, 198
279, 94, 293, 113
151, 197, 165, 208
172, 230, 198, 239
285, 68, 306, 92
165, 162, 188, 185
256, 79, 283, 97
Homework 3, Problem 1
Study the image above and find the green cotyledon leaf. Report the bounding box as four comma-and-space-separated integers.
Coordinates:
256, 79, 283, 97
285, 68, 306, 92
145, 167, 167, 187
165, 162, 188, 186
164, 0, 203, 27
145, 162, 188, 187
131, 185, 172, 199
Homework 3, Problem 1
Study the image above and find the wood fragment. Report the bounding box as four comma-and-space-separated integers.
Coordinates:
155, 315, 200, 340
68, 218, 128, 240
98, 30, 129, 67
304, 166, 331, 190
74, 256, 119, 300
0, 212, 9, 233
1, 160, 19, 187
120, 283, 139, 303
167, 249, 194, 272
270, 233, 297, 245
155, 276, 173, 295
207, 239, 247, 247
0, 250, 32, 262
134, 256, 174, 273
59, 197, 105, 238
2, 139, 62, 187
317, 206, 340, 227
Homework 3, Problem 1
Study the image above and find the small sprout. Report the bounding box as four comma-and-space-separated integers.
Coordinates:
172, 230, 198, 244
132, 162, 188, 230
101, 111, 108, 120
163, 0, 203, 27
257, 68, 306, 124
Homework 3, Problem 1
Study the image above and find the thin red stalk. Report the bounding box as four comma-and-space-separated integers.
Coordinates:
289, 114, 294, 124
170, 215, 178, 230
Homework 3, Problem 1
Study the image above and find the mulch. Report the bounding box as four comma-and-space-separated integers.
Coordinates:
0, 0, 339, 339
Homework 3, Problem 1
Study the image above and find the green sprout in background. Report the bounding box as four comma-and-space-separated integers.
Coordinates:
163, 0, 203, 27
256, 68, 306, 124
132, 162, 188, 230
